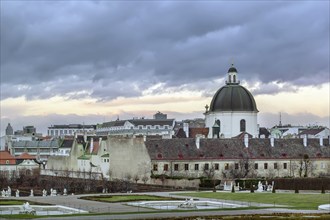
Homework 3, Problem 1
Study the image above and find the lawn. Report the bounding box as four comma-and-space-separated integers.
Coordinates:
80, 194, 181, 203
174, 192, 330, 210
0, 199, 48, 206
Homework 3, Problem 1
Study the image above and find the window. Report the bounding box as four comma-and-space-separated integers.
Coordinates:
6, 160, 9, 164
283, 163, 287, 169
155, 126, 159, 129
240, 119, 246, 132
320, 163, 325, 169
254, 163, 258, 169
224, 163, 229, 170
147, 126, 151, 129
164, 164, 169, 171
264, 163, 268, 169
165, 125, 169, 129
184, 164, 189, 171
214, 163, 219, 170
174, 164, 179, 171
139, 126, 143, 130
245, 163, 249, 170
194, 164, 199, 171
235, 163, 239, 170
274, 163, 278, 169
204, 163, 209, 170
153, 164, 158, 171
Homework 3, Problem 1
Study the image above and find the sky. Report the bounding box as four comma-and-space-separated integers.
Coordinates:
0, 1, 329, 136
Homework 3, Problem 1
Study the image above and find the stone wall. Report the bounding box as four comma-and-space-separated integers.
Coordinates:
150, 178, 200, 189
107, 137, 152, 182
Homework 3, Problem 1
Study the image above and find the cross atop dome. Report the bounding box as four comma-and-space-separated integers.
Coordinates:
226, 64, 240, 85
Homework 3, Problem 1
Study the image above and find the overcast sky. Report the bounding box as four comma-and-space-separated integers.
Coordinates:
1, 1, 329, 135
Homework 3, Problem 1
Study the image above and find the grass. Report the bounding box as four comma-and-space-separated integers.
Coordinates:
0, 199, 49, 206
174, 192, 330, 210
80, 194, 182, 203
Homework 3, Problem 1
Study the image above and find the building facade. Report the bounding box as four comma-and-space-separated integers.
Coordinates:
96, 117, 175, 137
48, 124, 96, 137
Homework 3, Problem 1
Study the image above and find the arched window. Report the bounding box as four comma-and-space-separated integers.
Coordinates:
240, 119, 246, 132
233, 75, 236, 83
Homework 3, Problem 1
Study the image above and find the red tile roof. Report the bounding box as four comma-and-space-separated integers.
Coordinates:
16, 152, 36, 160
189, 128, 209, 138
0, 151, 16, 165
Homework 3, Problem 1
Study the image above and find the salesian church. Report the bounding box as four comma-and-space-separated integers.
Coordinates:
205, 64, 259, 138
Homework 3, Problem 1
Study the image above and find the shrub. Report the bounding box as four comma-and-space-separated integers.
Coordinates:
231, 184, 235, 193
199, 178, 220, 188
272, 186, 276, 193
250, 185, 254, 193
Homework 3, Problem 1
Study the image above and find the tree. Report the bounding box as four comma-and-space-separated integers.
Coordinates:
228, 157, 256, 179
142, 175, 149, 184
298, 154, 312, 177
133, 174, 140, 184
203, 163, 218, 191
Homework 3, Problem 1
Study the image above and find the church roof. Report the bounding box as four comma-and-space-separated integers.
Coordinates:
209, 84, 258, 112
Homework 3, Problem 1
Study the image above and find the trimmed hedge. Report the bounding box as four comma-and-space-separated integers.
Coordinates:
269, 178, 330, 190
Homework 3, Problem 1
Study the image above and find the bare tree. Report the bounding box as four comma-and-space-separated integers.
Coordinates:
133, 174, 140, 183
227, 158, 255, 179
142, 175, 149, 184
203, 163, 217, 191
298, 154, 312, 177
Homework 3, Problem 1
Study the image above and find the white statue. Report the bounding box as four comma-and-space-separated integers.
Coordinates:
30, 189, 34, 197
1, 189, 5, 197
23, 202, 31, 210
63, 188, 67, 196
16, 189, 20, 197
42, 189, 47, 197
7, 186, 11, 197
257, 181, 263, 192
50, 189, 57, 196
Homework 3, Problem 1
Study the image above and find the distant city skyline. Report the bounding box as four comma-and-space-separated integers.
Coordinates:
1, 1, 329, 136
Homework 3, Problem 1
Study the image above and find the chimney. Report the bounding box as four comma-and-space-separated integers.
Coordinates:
270, 135, 274, 147
90, 138, 94, 154
319, 136, 323, 146
303, 134, 307, 147
183, 123, 189, 138
244, 134, 249, 148
195, 136, 200, 149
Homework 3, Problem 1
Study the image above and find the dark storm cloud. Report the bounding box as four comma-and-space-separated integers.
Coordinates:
1, 1, 328, 100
